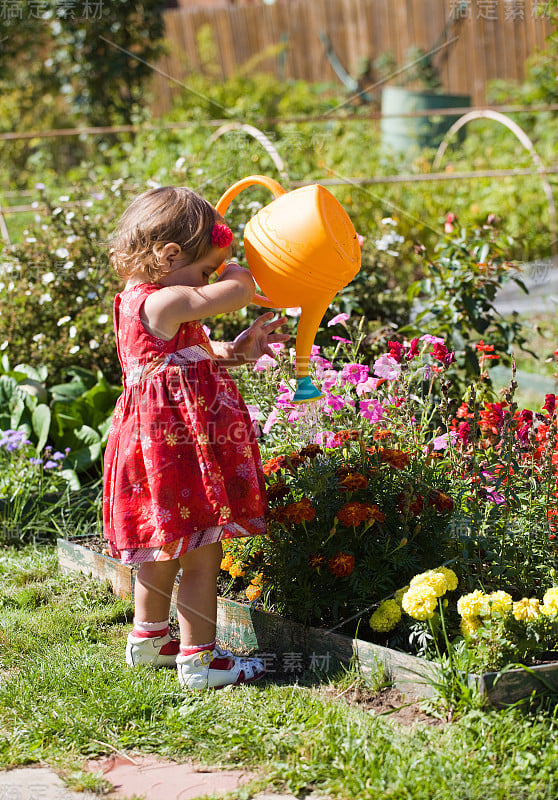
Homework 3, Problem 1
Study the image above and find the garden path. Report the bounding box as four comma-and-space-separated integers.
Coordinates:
0, 761, 306, 800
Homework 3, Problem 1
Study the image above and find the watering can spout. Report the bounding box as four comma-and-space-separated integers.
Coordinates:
215, 175, 361, 402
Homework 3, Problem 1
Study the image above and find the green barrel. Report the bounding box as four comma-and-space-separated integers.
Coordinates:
380, 86, 471, 153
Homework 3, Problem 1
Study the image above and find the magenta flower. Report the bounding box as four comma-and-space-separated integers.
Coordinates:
328, 313, 350, 327
269, 342, 285, 353
543, 394, 556, 415
373, 354, 401, 381
388, 341, 405, 363
325, 392, 345, 411
486, 487, 505, 505
431, 342, 455, 366
340, 362, 369, 385
332, 336, 352, 344
359, 399, 384, 422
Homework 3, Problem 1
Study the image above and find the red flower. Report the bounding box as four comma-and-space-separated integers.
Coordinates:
406, 337, 420, 360
431, 342, 455, 366
211, 223, 233, 248
388, 341, 405, 363
457, 420, 470, 445
337, 501, 385, 526
479, 402, 507, 435
328, 552, 355, 578
544, 394, 556, 416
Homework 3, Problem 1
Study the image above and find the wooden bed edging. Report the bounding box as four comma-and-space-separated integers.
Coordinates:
57, 537, 558, 708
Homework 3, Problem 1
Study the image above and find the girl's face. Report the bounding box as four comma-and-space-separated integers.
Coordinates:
158, 244, 233, 288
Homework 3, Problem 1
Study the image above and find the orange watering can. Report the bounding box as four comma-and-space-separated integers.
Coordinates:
215, 175, 361, 403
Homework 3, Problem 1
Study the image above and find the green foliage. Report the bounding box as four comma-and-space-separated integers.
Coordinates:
404, 219, 531, 392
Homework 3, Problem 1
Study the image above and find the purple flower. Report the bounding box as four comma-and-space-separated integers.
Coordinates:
29, 457, 43, 465
486, 487, 505, 505
52, 451, 66, 460
359, 399, 384, 422
373, 354, 401, 381
340, 363, 368, 385
43, 460, 58, 469
327, 313, 349, 327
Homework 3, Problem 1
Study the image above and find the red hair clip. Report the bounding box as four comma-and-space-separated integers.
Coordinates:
211, 223, 233, 249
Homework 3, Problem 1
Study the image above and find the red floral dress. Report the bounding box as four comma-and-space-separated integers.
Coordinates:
103, 283, 267, 564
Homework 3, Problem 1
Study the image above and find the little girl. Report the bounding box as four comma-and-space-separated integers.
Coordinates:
103, 186, 289, 690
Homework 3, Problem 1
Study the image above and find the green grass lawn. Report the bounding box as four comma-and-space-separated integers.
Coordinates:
1, 545, 558, 800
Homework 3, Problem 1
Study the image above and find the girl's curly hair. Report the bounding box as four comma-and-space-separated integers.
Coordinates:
109, 186, 218, 282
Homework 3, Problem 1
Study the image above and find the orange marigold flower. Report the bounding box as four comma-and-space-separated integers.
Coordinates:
283, 497, 317, 524
379, 447, 411, 469
429, 490, 454, 512
266, 481, 289, 502
245, 584, 262, 601
333, 429, 361, 445
328, 552, 355, 578
308, 553, 327, 569
337, 501, 385, 527
409, 496, 424, 515
268, 506, 289, 523
299, 444, 323, 459
339, 472, 369, 491
263, 456, 285, 475
220, 554, 234, 571
373, 429, 393, 441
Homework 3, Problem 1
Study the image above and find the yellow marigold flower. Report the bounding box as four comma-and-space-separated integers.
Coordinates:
245, 584, 262, 601
457, 590, 489, 619
487, 590, 513, 616
542, 587, 558, 616
220, 554, 234, 571
436, 566, 458, 592
394, 585, 409, 607
513, 598, 541, 622
229, 563, 245, 579
369, 599, 402, 633
402, 584, 438, 621
410, 570, 448, 598
460, 616, 482, 638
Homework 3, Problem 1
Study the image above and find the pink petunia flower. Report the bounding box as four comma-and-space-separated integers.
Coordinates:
328, 313, 350, 328
325, 391, 345, 411
340, 362, 369, 385
431, 432, 458, 451
253, 354, 278, 371
420, 334, 445, 345
332, 336, 352, 344
315, 430, 339, 447
356, 376, 381, 396
359, 398, 384, 422
373, 354, 401, 381
263, 408, 278, 434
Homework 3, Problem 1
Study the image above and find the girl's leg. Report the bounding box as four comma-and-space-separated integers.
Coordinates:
126, 559, 181, 668
177, 541, 222, 646
134, 559, 181, 622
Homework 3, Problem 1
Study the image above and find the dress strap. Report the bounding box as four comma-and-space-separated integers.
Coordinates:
124, 344, 213, 387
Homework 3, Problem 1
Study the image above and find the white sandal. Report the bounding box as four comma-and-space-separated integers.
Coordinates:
126, 632, 180, 668
177, 645, 266, 690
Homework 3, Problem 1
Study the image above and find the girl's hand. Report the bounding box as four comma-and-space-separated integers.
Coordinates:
231, 312, 290, 364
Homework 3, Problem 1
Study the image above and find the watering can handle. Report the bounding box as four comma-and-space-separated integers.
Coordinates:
214, 175, 287, 308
